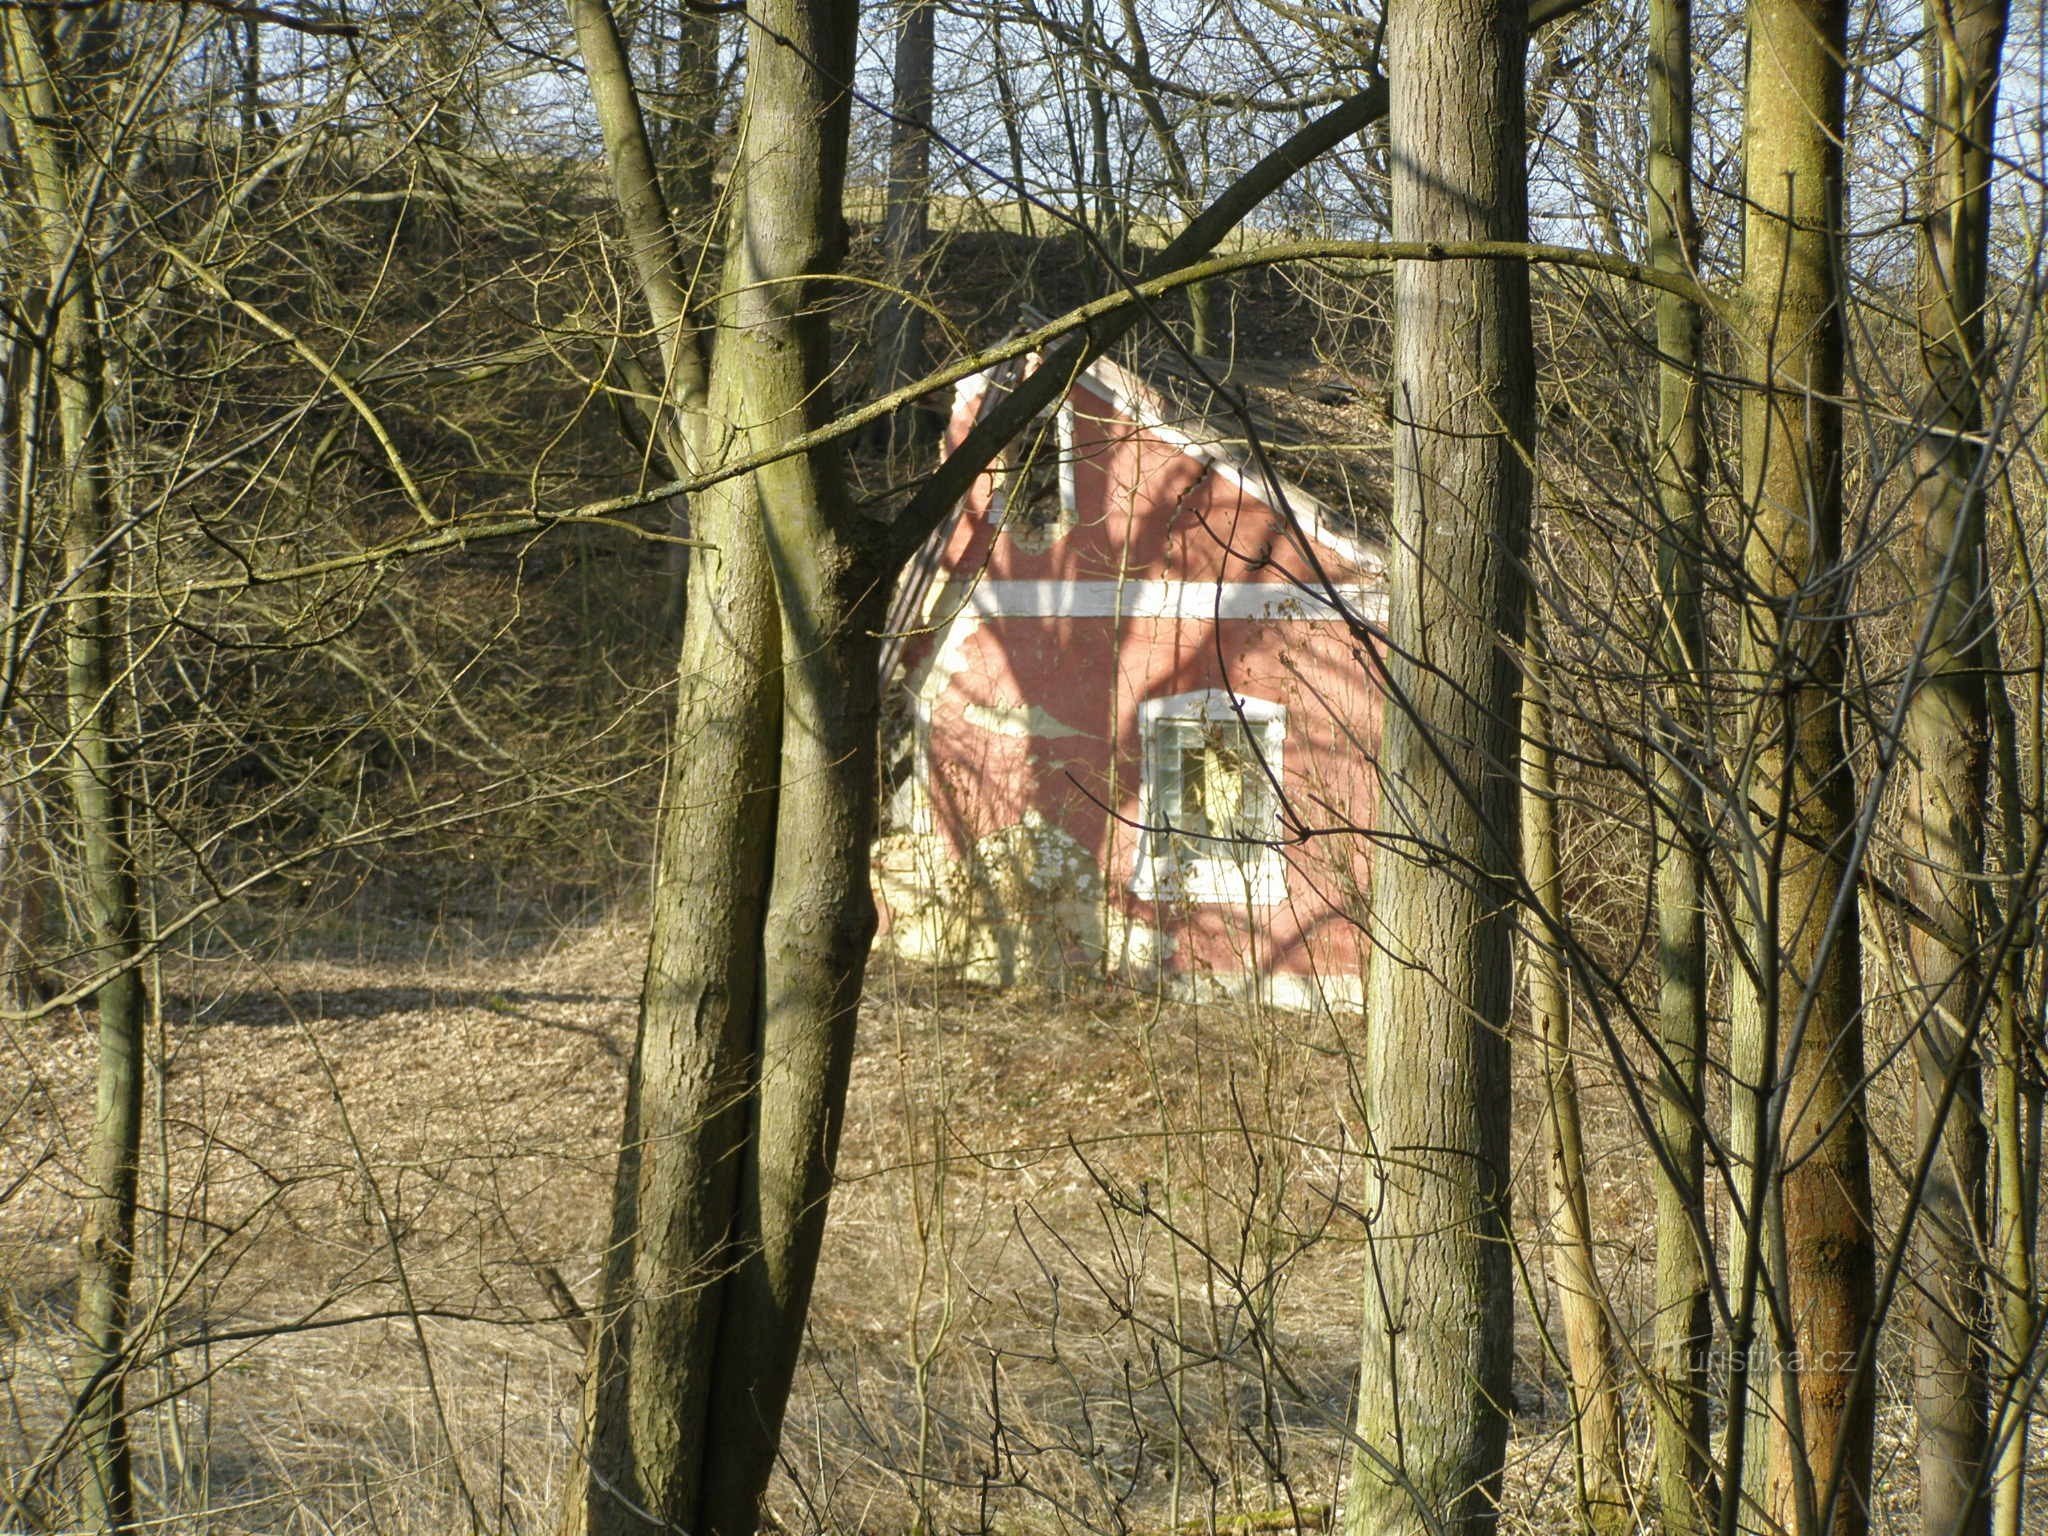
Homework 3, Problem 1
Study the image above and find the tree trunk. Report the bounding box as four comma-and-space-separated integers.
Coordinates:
875, 0, 935, 444
0, 341, 46, 1012
1522, 607, 1630, 1536
691, 1, 873, 1514
1645, 0, 1715, 1520
562, 2, 866, 1532
1984, 595, 2034, 1536
1985, 867, 2032, 1536
58, 294, 147, 1536
656, 0, 723, 629
1729, 0, 1875, 1525
1997, 244, 2048, 1536
1112, 0, 1222, 354
1901, 0, 2008, 1529
1343, 0, 1533, 1526
234, 19, 267, 138
565, 454, 784, 1536
990, 18, 1034, 237
1080, 0, 1120, 265
1, 19, 149, 1531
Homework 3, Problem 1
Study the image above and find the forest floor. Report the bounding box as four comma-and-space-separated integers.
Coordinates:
0, 919, 2033, 1534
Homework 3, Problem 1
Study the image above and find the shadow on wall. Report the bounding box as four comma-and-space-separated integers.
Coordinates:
874, 810, 1171, 995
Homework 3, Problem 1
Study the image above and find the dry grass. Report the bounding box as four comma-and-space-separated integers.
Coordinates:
3, 921, 2043, 1534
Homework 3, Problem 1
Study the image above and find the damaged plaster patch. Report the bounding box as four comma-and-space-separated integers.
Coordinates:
874, 813, 1174, 990
962, 701, 1091, 740
909, 583, 983, 713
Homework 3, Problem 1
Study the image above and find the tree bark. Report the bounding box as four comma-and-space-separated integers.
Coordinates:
1985, 826, 2033, 1536
1343, 0, 1533, 1527
1645, 0, 1715, 1520
565, 437, 784, 1536
59, 294, 148, 1536
692, 1, 875, 1517
1522, 607, 1629, 1536
1901, 0, 2008, 1529
1727, 0, 1875, 1525
652, 0, 724, 628
0, 341, 45, 1012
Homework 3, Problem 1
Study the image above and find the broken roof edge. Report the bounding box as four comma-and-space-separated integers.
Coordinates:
1076, 354, 1386, 583
970, 307, 1387, 582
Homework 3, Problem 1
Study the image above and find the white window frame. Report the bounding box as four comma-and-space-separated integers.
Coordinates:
1131, 690, 1287, 906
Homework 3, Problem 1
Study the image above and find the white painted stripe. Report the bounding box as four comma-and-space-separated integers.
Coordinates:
966, 579, 1386, 623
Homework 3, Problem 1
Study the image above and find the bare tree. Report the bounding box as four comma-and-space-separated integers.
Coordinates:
1, 18, 150, 1526
560, 4, 898, 1532
1899, 0, 2011, 1531
1523, 599, 1630, 1536
1344, 0, 1534, 1529
2, 4, 2042, 1535
1644, 0, 1716, 1522
1724, 0, 1875, 1524
875, 0, 936, 437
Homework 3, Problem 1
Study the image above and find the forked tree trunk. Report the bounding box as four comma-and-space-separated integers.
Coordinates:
1522, 608, 1630, 1536
1727, 0, 1875, 1526
1901, 0, 2008, 1530
1, 19, 149, 1533
692, 1, 878, 1509
561, 2, 869, 1532
1644, 0, 1715, 1521
1343, 0, 1533, 1527
565, 435, 784, 1536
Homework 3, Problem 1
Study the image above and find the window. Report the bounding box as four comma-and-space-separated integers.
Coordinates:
1132, 692, 1287, 905
991, 408, 1076, 552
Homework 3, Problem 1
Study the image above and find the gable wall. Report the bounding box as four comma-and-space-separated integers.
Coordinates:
879, 361, 1385, 1009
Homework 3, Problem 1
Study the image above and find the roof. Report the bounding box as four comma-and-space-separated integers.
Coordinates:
1009, 302, 1390, 560
1118, 347, 1391, 549
879, 305, 1392, 684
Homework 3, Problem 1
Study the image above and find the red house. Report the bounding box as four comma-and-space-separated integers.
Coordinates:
877, 347, 1386, 1011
